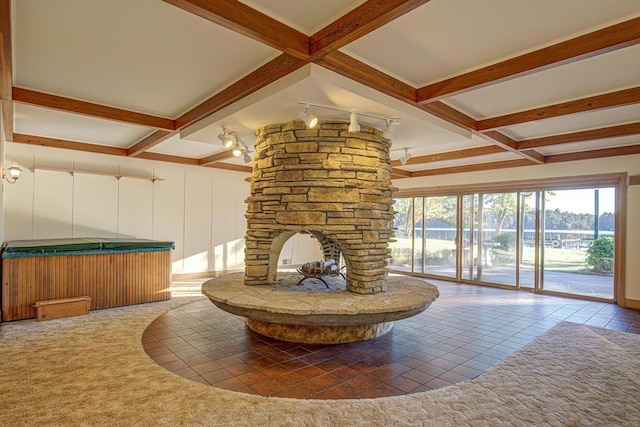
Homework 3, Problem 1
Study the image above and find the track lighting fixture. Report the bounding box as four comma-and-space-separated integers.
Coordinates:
399, 148, 412, 165
348, 111, 360, 133
296, 101, 399, 136
219, 126, 253, 162
298, 103, 318, 128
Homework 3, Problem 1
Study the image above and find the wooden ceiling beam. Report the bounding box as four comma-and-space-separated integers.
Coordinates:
410, 159, 534, 177
199, 149, 236, 166
478, 86, 640, 131
12, 87, 176, 130
479, 130, 545, 164
127, 131, 174, 157
1, 0, 13, 141
517, 121, 640, 150
162, 0, 309, 59
545, 143, 640, 163
416, 16, 640, 103
13, 133, 128, 156
1, 99, 12, 141
136, 152, 200, 166
391, 168, 411, 178
310, 0, 431, 58
391, 145, 506, 167
202, 162, 252, 173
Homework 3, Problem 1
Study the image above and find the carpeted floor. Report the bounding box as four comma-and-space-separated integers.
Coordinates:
1, 296, 639, 426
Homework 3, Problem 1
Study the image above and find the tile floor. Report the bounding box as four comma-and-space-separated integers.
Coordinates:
142, 278, 640, 399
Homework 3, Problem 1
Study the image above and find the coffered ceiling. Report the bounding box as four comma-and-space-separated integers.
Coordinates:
1, 0, 639, 178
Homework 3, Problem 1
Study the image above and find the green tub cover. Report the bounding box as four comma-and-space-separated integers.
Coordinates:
1, 238, 174, 258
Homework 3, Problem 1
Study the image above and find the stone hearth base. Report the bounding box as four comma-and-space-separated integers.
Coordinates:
202, 272, 439, 344
246, 319, 394, 344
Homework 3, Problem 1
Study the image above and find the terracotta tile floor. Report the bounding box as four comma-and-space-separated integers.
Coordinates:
143, 278, 640, 399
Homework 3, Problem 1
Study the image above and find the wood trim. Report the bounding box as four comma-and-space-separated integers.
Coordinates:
199, 149, 236, 165
391, 145, 505, 166
545, 143, 640, 163
623, 298, 640, 310
310, 0, 431, 57
517, 122, 640, 150
416, 16, 640, 103
0, 0, 11, 101
1, 99, 12, 141
409, 159, 533, 177
176, 54, 306, 129
135, 152, 200, 166
12, 87, 175, 130
391, 168, 411, 178
479, 130, 546, 164
202, 162, 252, 173
418, 101, 477, 131
394, 172, 626, 198
127, 130, 174, 157
629, 175, 640, 186
518, 149, 546, 164
477, 86, 640, 131
12, 133, 128, 156
318, 51, 416, 103
162, 0, 309, 59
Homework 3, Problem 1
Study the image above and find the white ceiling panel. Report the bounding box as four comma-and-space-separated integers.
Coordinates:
13, 0, 278, 118
13, 104, 150, 147
240, 0, 363, 34
537, 134, 640, 156
500, 104, 640, 140
146, 134, 221, 159
444, 44, 640, 119
342, 0, 640, 87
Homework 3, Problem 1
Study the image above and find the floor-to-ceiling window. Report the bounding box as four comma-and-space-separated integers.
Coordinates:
390, 175, 623, 303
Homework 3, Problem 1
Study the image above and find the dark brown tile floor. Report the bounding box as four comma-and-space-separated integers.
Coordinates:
142, 279, 640, 399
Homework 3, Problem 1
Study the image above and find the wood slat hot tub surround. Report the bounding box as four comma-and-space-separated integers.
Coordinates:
1, 249, 171, 322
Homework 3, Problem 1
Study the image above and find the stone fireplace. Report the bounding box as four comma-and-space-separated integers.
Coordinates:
244, 120, 396, 294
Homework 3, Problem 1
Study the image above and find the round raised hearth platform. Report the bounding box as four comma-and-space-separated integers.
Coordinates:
202, 272, 439, 344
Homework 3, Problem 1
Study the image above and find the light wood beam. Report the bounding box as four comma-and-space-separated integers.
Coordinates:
12, 87, 176, 130
391, 168, 411, 178
310, 0, 431, 58
418, 101, 476, 131
199, 149, 235, 166
517, 121, 640, 150
0, 0, 11, 101
416, 16, 640, 103
477, 86, 640, 131
479, 131, 545, 164
136, 152, 200, 166
13, 133, 128, 156
391, 145, 505, 167
630, 175, 640, 186
410, 159, 534, 177
162, 0, 309, 59
545, 143, 640, 163
1, 99, 12, 141
127, 131, 174, 157
202, 162, 252, 173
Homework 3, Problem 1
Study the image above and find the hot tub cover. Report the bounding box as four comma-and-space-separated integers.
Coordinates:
1, 238, 174, 258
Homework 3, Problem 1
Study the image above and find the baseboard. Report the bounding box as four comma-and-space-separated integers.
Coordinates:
623, 298, 640, 310
171, 269, 243, 280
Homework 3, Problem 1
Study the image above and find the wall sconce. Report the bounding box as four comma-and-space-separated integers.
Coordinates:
3, 165, 22, 184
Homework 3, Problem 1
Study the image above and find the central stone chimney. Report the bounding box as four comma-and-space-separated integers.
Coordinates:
244, 120, 396, 294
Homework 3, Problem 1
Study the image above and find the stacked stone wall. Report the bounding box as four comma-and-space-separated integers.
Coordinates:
244, 120, 397, 294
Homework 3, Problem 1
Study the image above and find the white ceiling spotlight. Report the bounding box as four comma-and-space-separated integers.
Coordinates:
399, 148, 412, 165
348, 111, 360, 133
383, 118, 399, 140
298, 103, 318, 128
219, 126, 252, 162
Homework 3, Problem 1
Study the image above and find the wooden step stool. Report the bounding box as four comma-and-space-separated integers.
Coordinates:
34, 296, 91, 321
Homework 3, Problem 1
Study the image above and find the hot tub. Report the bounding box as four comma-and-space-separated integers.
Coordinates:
1, 238, 174, 321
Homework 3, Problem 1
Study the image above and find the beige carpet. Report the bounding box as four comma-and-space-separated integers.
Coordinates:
1, 296, 639, 427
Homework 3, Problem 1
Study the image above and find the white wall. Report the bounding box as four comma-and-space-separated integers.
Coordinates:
3, 143, 251, 274
394, 154, 640, 302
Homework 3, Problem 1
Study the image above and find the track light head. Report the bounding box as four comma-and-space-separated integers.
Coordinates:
232, 145, 243, 157
383, 119, 399, 140
348, 111, 360, 132
298, 103, 318, 129
243, 151, 252, 163
399, 148, 412, 165
218, 128, 236, 148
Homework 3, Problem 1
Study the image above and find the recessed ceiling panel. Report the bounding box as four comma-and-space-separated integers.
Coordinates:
14, 104, 150, 148
14, 0, 278, 118
240, 0, 363, 34
444, 45, 640, 119
499, 104, 640, 140
146, 134, 222, 159
342, 0, 640, 87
